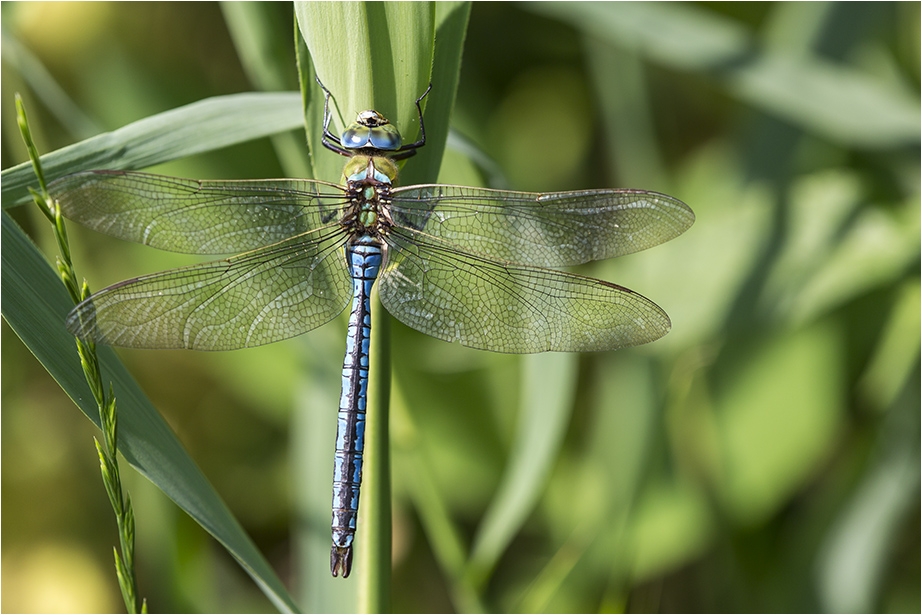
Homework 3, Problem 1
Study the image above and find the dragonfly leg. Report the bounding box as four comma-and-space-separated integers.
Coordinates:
315, 75, 352, 157
390, 82, 433, 160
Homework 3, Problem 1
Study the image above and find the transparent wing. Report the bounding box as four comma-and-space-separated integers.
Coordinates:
390, 184, 694, 267
50, 170, 350, 254
379, 229, 670, 353
67, 226, 351, 350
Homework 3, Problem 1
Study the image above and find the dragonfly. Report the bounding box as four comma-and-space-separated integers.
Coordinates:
49, 81, 694, 578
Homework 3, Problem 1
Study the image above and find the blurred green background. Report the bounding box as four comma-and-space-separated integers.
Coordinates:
2, 2, 919, 612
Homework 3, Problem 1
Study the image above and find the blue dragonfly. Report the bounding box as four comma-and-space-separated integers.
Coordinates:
49, 82, 694, 578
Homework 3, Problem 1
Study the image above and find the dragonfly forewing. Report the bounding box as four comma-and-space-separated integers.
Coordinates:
50, 170, 350, 254
390, 185, 694, 268
67, 227, 352, 350
380, 230, 671, 353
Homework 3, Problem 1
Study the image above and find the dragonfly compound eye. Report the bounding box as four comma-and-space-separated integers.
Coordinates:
342, 118, 402, 151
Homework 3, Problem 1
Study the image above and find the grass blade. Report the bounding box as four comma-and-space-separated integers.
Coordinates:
466, 353, 578, 586
2, 91, 303, 207
2, 211, 298, 612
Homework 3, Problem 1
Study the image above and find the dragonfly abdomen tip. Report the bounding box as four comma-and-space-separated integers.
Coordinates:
331, 545, 354, 578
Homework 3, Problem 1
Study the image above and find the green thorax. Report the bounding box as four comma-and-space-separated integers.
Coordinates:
342, 155, 399, 187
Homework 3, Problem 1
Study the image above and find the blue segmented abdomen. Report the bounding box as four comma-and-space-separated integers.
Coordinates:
330, 235, 383, 578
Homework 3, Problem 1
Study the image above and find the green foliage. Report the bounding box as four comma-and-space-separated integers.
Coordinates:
1, 2, 918, 613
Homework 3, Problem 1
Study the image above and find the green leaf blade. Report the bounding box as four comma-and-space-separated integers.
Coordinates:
2, 92, 304, 208
1, 211, 299, 613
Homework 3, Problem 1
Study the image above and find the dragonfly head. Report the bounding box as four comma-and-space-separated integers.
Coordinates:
341, 110, 403, 152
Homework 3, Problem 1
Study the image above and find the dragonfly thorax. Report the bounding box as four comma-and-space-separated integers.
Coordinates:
342, 156, 395, 237
341, 110, 402, 151
342, 154, 398, 185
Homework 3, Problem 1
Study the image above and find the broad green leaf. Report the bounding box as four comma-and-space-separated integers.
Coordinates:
2, 32, 101, 140
295, 2, 433, 141
412, 1, 470, 186
290, 4, 468, 610
2, 92, 303, 207
295, 1, 466, 187
586, 39, 667, 190
294, 3, 436, 606
767, 171, 922, 326
466, 353, 577, 587
716, 323, 844, 524
391, 382, 487, 613
220, 3, 311, 179
817, 447, 920, 613
858, 281, 922, 411
529, 2, 920, 148
626, 478, 714, 581
1, 211, 298, 613
518, 354, 663, 611
221, 2, 299, 92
